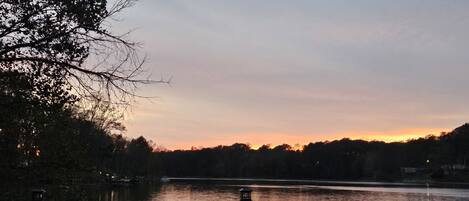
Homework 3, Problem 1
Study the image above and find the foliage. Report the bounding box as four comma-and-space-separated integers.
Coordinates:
0, 0, 159, 182
0, 69, 75, 176
157, 125, 469, 182
0, 0, 166, 104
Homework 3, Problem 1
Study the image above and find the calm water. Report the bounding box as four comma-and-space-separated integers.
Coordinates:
135, 183, 469, 201
5, 181, 469, 201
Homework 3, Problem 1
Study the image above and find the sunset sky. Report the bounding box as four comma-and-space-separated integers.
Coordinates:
112, 0, 469, 150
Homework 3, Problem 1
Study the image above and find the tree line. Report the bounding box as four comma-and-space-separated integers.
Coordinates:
158, 124, 469, 182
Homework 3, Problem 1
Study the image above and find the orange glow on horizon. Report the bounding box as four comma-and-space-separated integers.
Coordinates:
326, 128, 447, 143
166, 127, 448, 151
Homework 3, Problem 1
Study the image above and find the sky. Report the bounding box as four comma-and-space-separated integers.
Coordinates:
110, 0, 469, 150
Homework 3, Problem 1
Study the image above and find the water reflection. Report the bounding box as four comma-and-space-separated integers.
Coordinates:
4, 182, 469, 201
92, 184, 158, 201
151, 184, 238, 201
90, 182, 469, 201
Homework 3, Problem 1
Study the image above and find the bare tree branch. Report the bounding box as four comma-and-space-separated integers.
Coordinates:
0, 0, 168, 105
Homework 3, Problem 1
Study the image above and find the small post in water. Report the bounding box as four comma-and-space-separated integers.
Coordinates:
239, 187, 252, 201
32, 189, 46, 201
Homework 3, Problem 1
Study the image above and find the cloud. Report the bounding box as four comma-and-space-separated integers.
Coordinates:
114, 0, 469, 149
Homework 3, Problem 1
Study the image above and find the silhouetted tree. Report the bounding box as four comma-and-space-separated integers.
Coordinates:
156, 124, 469, 182
0, 69, 75, 180
0, 0, 167, 104
0, 0, 163, 183
125, 136, 153, 176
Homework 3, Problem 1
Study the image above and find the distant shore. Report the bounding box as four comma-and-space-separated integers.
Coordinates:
163, 177, 469, 188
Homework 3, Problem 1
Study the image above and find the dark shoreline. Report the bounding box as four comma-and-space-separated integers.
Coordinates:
164, 177, 469, 189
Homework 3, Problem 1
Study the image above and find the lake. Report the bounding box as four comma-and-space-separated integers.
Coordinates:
4, 180, 469, 201
116, 182, 469, 201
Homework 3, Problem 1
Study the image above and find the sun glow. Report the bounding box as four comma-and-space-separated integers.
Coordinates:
167, 127, 448, 151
